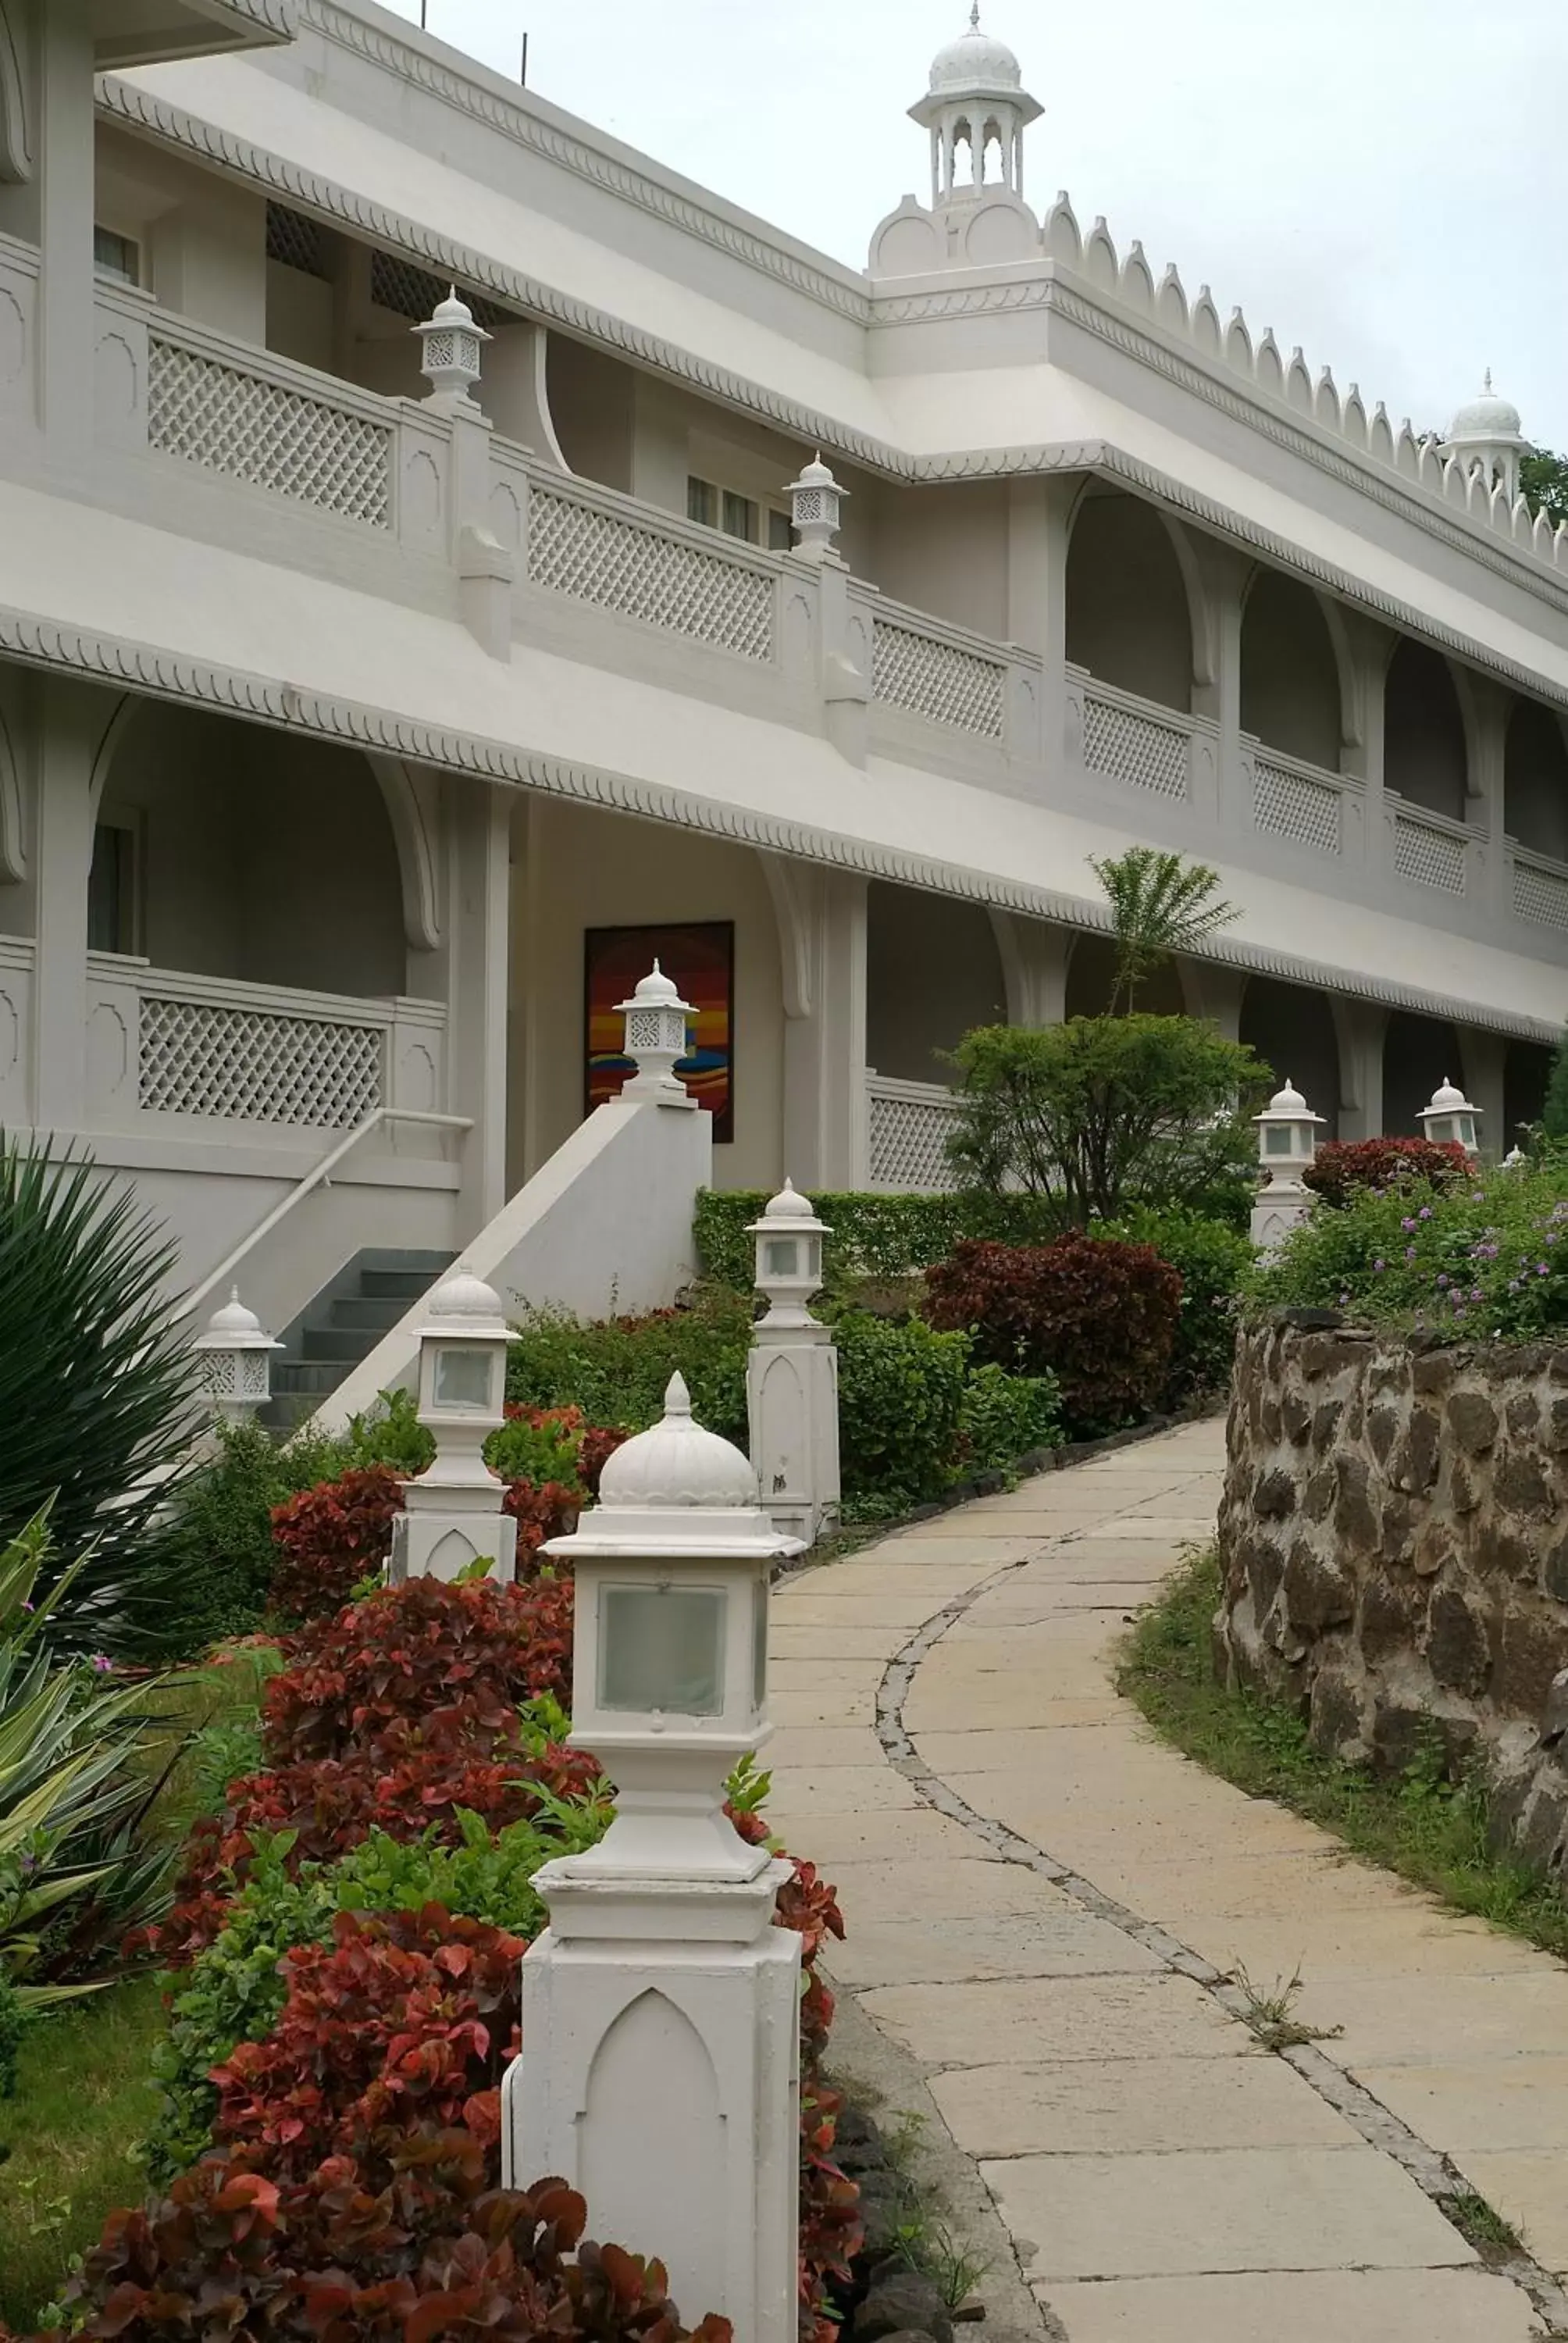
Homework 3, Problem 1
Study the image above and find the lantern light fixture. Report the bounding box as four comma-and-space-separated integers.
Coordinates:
781, 454, 846, 561
746, 1179, 828, 1330
413, 286, 491, 405
1252, 1078, 1324, 1176
1419, 1076, 1481, 1158
615, 960, 696, 1104
192, 1287, 282, 1425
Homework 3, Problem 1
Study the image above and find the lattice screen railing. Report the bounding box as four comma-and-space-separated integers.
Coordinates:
1392, 812, 1467, 895
528, 484, 775, 660
867, 1079, 963, 1193
1513, 855, 1568, 932
870, 619, 1006, 739
148, 336, 393, 527
1082, 690, 1189, 800
1253, 757, 1343, 857
138, 994, 384, 1127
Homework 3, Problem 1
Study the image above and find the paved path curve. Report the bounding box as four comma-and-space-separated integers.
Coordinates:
765, 1416, 1568, 2343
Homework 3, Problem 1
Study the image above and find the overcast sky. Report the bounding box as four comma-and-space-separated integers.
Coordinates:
380, 0, 1567, 455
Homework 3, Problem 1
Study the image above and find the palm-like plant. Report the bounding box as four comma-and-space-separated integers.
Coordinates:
1089, 847, 1240, 1014
0, 1141, 204, 1656
0, 1510, 180, 2010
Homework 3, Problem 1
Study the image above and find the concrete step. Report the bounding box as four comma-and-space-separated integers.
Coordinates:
326, 1294, 412, 1333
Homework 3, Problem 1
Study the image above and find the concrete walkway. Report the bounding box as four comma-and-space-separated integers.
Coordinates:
765, 1416, 1568, 2343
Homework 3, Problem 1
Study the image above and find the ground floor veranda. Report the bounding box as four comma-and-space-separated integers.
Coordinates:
0, 665, 1556, 1343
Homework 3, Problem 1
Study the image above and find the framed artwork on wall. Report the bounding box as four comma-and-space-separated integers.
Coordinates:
583, 921, 736, 1143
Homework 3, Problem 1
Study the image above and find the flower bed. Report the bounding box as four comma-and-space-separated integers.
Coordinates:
5, 1533, 859, 2343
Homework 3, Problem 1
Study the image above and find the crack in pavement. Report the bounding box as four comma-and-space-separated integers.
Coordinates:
871, 1521, 1568, 2338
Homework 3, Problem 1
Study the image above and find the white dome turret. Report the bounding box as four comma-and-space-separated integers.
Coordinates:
928, 5, 1025, 96
907, 7, 1042, 211
1440, 371, 1527, 500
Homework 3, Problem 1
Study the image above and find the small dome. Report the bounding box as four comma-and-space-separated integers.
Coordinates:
1269, 1079, 1309, 1115
1448, 371, 1523, 445
597, 1373, 757, 1511
426, 1269, 506, 1325
429, 286, 477, 329
625, 958, 685, 1007
1427, 1077, 1472, 1114
928, 4, 1023, 94
795, 454, 836, 489
764, 1177, 815, 1220
207, 1285, 262, 1337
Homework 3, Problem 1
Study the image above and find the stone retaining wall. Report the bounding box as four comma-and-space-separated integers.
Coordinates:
1216, 1314, 1568, 1872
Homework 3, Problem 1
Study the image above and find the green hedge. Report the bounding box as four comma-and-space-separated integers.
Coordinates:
694, 1189, 1058, 1292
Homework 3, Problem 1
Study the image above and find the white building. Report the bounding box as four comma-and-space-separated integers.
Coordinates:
0, 0, 1564, 1412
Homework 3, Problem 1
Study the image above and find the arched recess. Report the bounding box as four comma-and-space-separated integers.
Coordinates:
865, 880, 1006, 1082
0, 2, 31, 186
366, 754, 442, 952
1504, 701, 1568, 863
1238, 975, 1340, 1134
1064, 933, 1185, 1018
1504, 1039, 1555, 1149
1382, 1008, 1462, 1136
0, 699, 26, 882
1239, 571, 1345, 771
581, 1989, 724, 2311
1384, 640, 1468, 822
1065, 490, 1201, 714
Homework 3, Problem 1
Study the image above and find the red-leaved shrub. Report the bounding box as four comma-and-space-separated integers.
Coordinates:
578, 1425, 630, 1497
1303, 1136, 1470, 1208
925, 1230, 1182, 1434
268, 1467, 407, 1623
502, 1479, 583, 1571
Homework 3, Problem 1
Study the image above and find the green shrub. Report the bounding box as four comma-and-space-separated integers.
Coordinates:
507, 1288, 753, 1448
155, 1420, 354, 1657
694, 1188, 1057, 1293
957, 1362, 1063, 1475
832, 1311, 971, 1515
1250, 1158, 1568, 1337
1101, 1205, 1253, 1400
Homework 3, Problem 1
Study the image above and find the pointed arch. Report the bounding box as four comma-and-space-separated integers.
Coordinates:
0, 2, 30, 186
0, 697, 23, 881
87, 691, 141, 821
366, 754, 442, 952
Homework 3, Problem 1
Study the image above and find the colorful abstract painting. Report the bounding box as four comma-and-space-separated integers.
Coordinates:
583, 922, 735, 1143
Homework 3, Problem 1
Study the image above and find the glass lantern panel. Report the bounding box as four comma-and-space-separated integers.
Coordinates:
805, 1236, 822, 1278
1427, 1117, 1456, 1144
433, 1346, 493, 1411
1264, 1126, 1292, 1156
1458, 1117, 1477, 1147
751, 1574, 768, 1714
598, 1584, 725, 1717
763, 1237, 800, 1278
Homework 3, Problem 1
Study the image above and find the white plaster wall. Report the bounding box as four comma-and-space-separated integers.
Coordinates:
1066, 491, 1193, 713
95, 124, 266, 344
510, 794, 784, 1193
100, 703, 406, 995
546, 336, 635, 492
865, 476, 1010, 640
865, 881, 1006, 1083
1241, 572, 1342, 772
265, 258, 333, 371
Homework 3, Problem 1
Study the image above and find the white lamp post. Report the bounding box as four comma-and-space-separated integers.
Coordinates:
412, 286, 491, 407
192, 1287, 281, 1425
507, 1374, 803, 2339
1250, 1079, 1324, 1255
1420, 1076, 1481, 1157
746, 1180, 840, 1543
782, 454, 846, 562
615, 960, 696, 1104
390, 1270, 519, 1585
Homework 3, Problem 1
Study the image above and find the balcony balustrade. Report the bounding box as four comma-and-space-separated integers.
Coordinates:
865, 1072, 964, 1193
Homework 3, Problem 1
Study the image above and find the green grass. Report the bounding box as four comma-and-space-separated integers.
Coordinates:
1117, 1549, 1568, 1963
0, 1973, 166, 2330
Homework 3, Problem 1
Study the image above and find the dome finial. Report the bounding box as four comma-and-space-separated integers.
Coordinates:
969, 1, 981, 27
1483, 366, 1493, 394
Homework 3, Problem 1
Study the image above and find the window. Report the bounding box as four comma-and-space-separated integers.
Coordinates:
688, 475, 793, 552
87, 822, 137, 956
93, 226, 139, 287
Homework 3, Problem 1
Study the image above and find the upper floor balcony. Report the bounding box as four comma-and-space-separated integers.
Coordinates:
2, 224, 1567, 979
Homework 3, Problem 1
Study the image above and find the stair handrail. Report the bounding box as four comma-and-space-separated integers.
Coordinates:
173, 1107, 473, 1326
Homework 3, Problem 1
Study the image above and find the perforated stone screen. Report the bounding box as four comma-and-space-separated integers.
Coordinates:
1082, 692, 1188, 800
867, 1086, 962, 1192
871, 619, 1005, 738
1393, 814, 1466, 895
148, 337, 392, 527
138, 996, 383, 1127
528, 486, 775, 660
1513, 857, 1568, 931
1253, 758, 1342, 857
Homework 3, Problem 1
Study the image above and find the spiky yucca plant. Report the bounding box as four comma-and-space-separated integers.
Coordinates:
1089, 847, 1239, 1014
0, 1141, 203, 1656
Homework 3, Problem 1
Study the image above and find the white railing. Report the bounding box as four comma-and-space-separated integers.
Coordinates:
868, 597, 1008, 740
1247, 740, 1347, 857
0, 233, 38, 430
1390, 801, 1470, 896
1074, 673, 1196, 801
866, 1072, 963, 1193
144, 313, 395, 527
85, 959, 447, 1132
1511, 845, 1568, 933
527, 471, 777, 662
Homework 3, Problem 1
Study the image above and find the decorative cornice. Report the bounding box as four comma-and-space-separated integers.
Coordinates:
0, 599, 1555, 1047
206, 0, 298, 40
296, 0, 873, 325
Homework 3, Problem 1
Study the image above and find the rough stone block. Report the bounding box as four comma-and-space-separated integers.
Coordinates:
1281, 1541, 1355, 1632
1411, 1349, 1458, 1396
1310, 1398, 1342, 1450
1507, 1391, 1543, 1440
1541, 1668, 1568, 1747
1296, 1332, 1371, 1379
1446, 1389, 1499, 1456
1252, 1467, 1297, 1520
1308, 1664, 1369, 1759
1474, 1522, 1540, 1584
1548, 1396, 1568, 1453
1545, 1538, 1568, 1607
1360, 1574, 1425, 1661
1498, 1609, 1568, 1717
1412, 1523, 1456, 1578
1424, 1588, 1491, 1697
1333, 1453, 1378, 1547
1403, 1407, 1441, 1493
1367, 1403, 1401, 1466
1496, 1448, 1554, 1518
1303, 1464, 1336, 1522
1281, 1387, 1313, 1442
1449, 1458, 1481, 1515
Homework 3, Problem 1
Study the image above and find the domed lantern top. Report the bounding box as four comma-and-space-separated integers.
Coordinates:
921, 5, 1034, 102
614, 960, 695, 1105
1440, 371, 1527, 497
193, 1285, 282, 1422
908, 5, 1042, 206
1253, 1078, 1324, 1176
412, 286, 491, 407
782, 454, 846, 562
746, 1179, 829, 1330
1420, 1076, 1481, 1157
415, 1268, 516, 1429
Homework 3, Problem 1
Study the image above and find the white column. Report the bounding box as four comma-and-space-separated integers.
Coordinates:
31, 676, 102, 1135
32, 0, 94, 457
765, 860, 868, 1190
1332, 997, 1389, 1141
443, 779, 511, 1232
1189, 537, 1245, 829
1458, 1029, 1507, 1160
1007, 473, 1075, 778
1344, 613, 1392, 873
1179, 959, 1247, 1040
991, 911, 1071, 1026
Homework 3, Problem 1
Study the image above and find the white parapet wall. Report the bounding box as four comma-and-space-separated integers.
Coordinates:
311, 1096, 713, 1435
